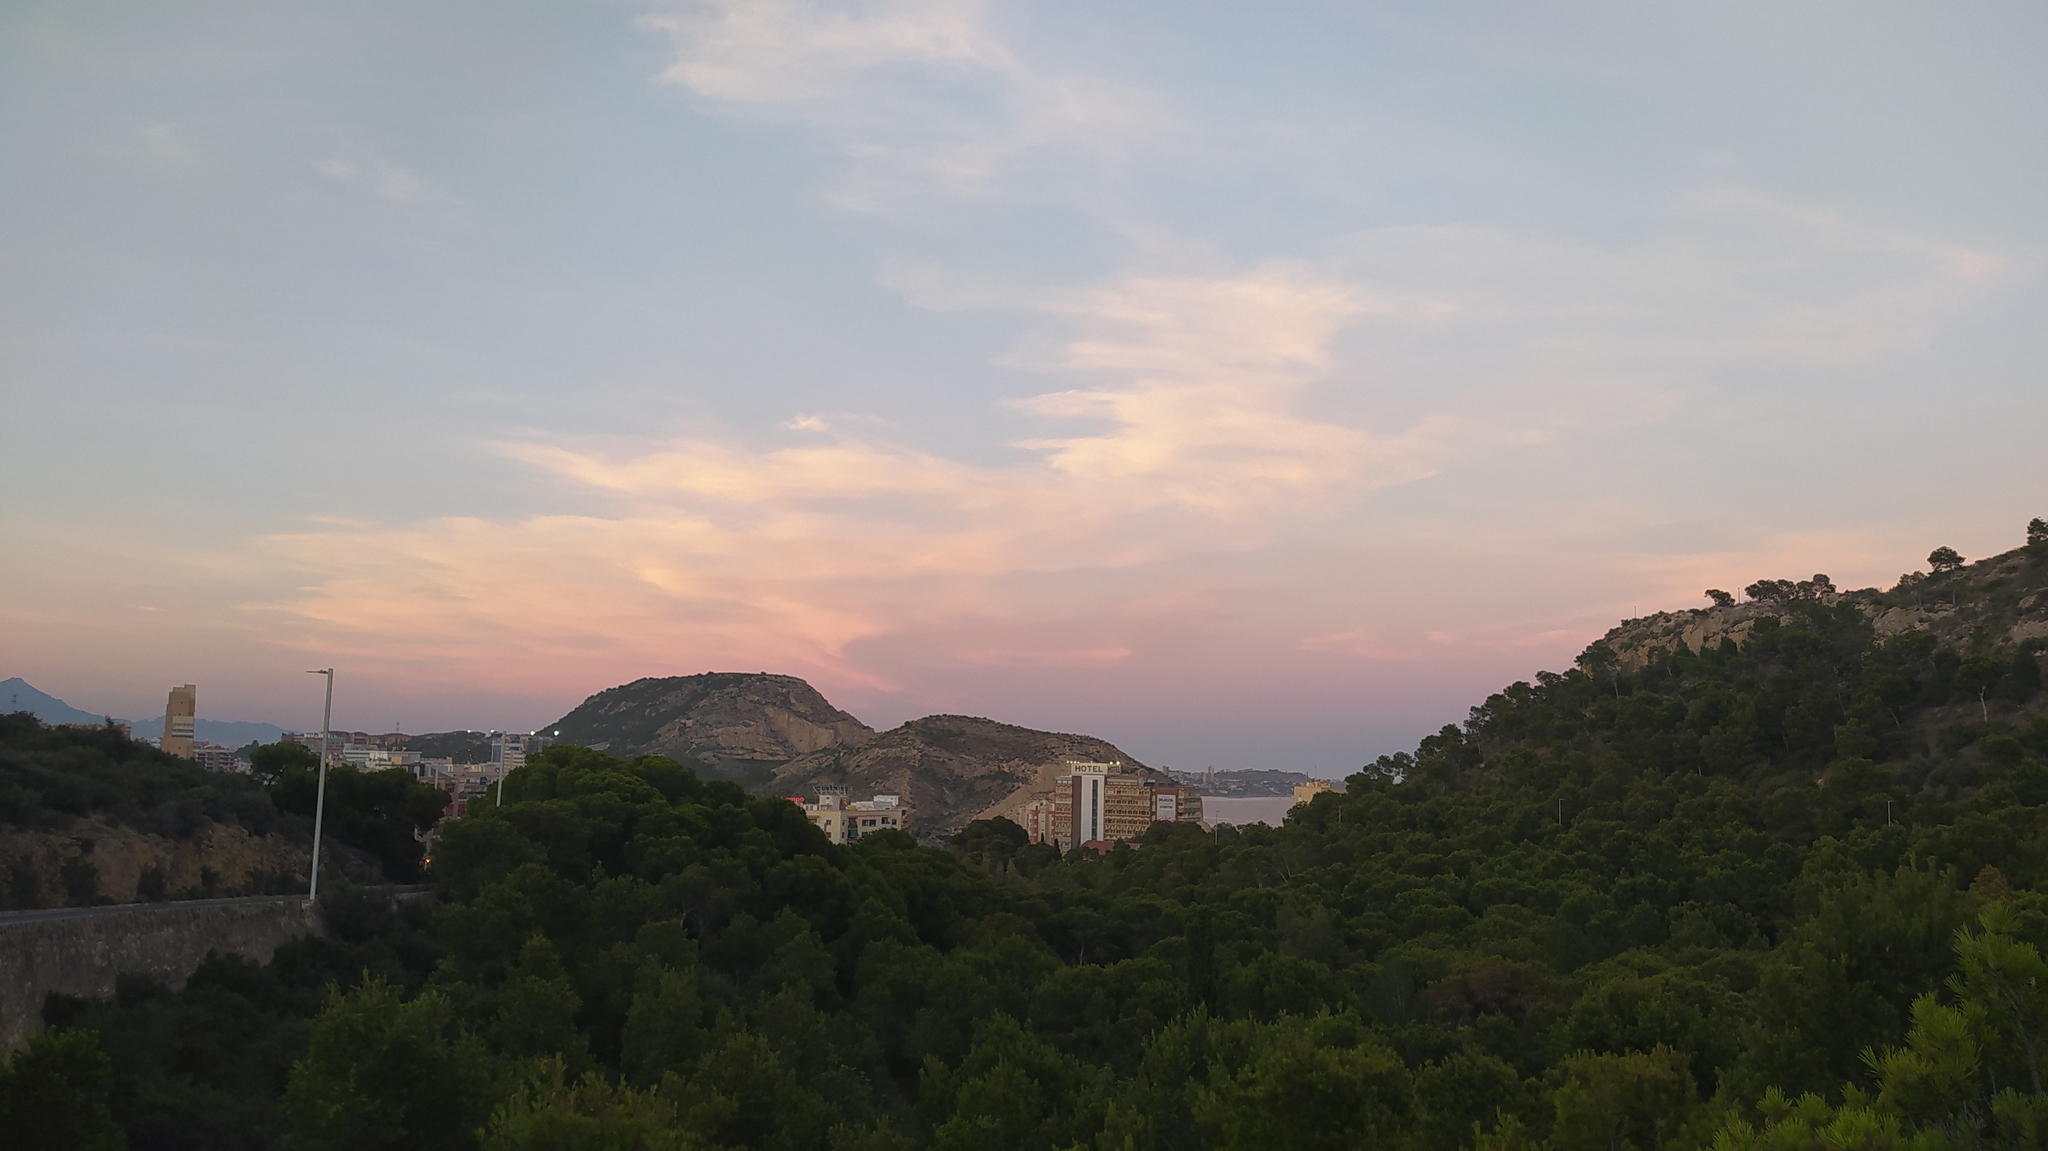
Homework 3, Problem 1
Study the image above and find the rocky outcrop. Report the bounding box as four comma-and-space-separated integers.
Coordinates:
548, 674, 875, 777
1601, 600, 1806, 670
774, 715, 1144, 842
1599, 545, 2048, 670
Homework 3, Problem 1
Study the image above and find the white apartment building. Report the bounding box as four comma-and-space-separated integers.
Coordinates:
799, 789, 908, 844
1066, 761, 1114, 847
191, 741, 241, 772
341, 746, 392, 769
491, 733, 530, 777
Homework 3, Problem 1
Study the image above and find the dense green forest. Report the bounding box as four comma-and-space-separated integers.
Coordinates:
9, 529, 2048, 1150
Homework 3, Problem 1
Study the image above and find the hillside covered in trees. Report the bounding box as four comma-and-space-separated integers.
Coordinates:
11, 525, 2048, 1150
0, 721, 450, 905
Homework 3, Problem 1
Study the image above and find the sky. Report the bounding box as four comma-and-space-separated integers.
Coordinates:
3, 1, 2045, 774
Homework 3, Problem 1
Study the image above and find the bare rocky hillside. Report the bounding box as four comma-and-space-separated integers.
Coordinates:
549, 675, 1151, 838
547, 673, 874, 782
773, 714, 1145, 842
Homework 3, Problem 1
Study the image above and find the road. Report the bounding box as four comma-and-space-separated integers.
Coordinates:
0, 885, 432, 927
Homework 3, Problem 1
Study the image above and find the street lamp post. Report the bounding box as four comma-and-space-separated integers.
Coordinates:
306, 669, 334, 900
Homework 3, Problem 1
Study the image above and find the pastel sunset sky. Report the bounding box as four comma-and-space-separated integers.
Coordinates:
4, 1, 2045, 772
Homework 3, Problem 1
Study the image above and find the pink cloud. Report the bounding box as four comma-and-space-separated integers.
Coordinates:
9, 198, 2000, 739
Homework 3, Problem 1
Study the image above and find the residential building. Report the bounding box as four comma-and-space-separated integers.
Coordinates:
341, 746, 393, 769
1018, 796, 1056, 845
405, 756, 456, 786
1102, 772, 1200, 840
1148, 781, 1203, 825
1105, 771, 1203, 841
1293, 779, 1337, 806
161, 684, 196, 759
411, 757, 463, 815
495, 732, 553, 756
284, 730, 339, 765
796, 789, 908, 844
460, 761, 507, 799
403, 756, 509, 819
491, 734, 528, 778
846, 795, 905, 841
191, 741, 241, 772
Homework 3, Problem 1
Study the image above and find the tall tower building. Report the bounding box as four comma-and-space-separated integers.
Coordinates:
162, 684, 196, 758
1063, 761, 1115, 848
490, 734, 528, 783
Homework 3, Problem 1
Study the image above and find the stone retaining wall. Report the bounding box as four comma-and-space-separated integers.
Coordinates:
0, 895, 326, 1050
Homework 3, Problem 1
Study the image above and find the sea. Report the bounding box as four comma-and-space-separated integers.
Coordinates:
1200, 796, 1297, 828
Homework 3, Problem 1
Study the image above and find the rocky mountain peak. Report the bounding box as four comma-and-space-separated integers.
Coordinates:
547, 672, 873, 780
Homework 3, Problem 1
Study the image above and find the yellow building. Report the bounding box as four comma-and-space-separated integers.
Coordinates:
1105, 773, 1203, 841
161, 684, 196, 759
1292, 779, 1336, 806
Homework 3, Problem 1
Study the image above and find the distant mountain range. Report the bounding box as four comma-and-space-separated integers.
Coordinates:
0, 677, 285, 747
1166, 768, 1318, 797
547, 673, 1144, 840
1, 678, 107, 726
137, 717, 288, 748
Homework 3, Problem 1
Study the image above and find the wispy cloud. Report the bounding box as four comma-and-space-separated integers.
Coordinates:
254, 192, 2000, 693
501, 259, 1462, 551
258, 258, 1433, 688
318, 158, 449, 204
89, 123, 198, 175
1325, 190, 2005, 379
642, 0, 1176, 205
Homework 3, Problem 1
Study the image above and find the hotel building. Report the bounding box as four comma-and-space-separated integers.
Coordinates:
1045, 761, 1204, 850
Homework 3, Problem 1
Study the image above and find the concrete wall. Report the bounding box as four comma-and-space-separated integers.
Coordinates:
0, 895, 324, 1051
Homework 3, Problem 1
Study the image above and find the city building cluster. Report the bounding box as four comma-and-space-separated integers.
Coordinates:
141, 681, 558, 821
1017, 760, 1206, 850
786, 762, 1215, 852
278, 730, 551, 818
154, 683, 246, 772
130, 685, 1327, 844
